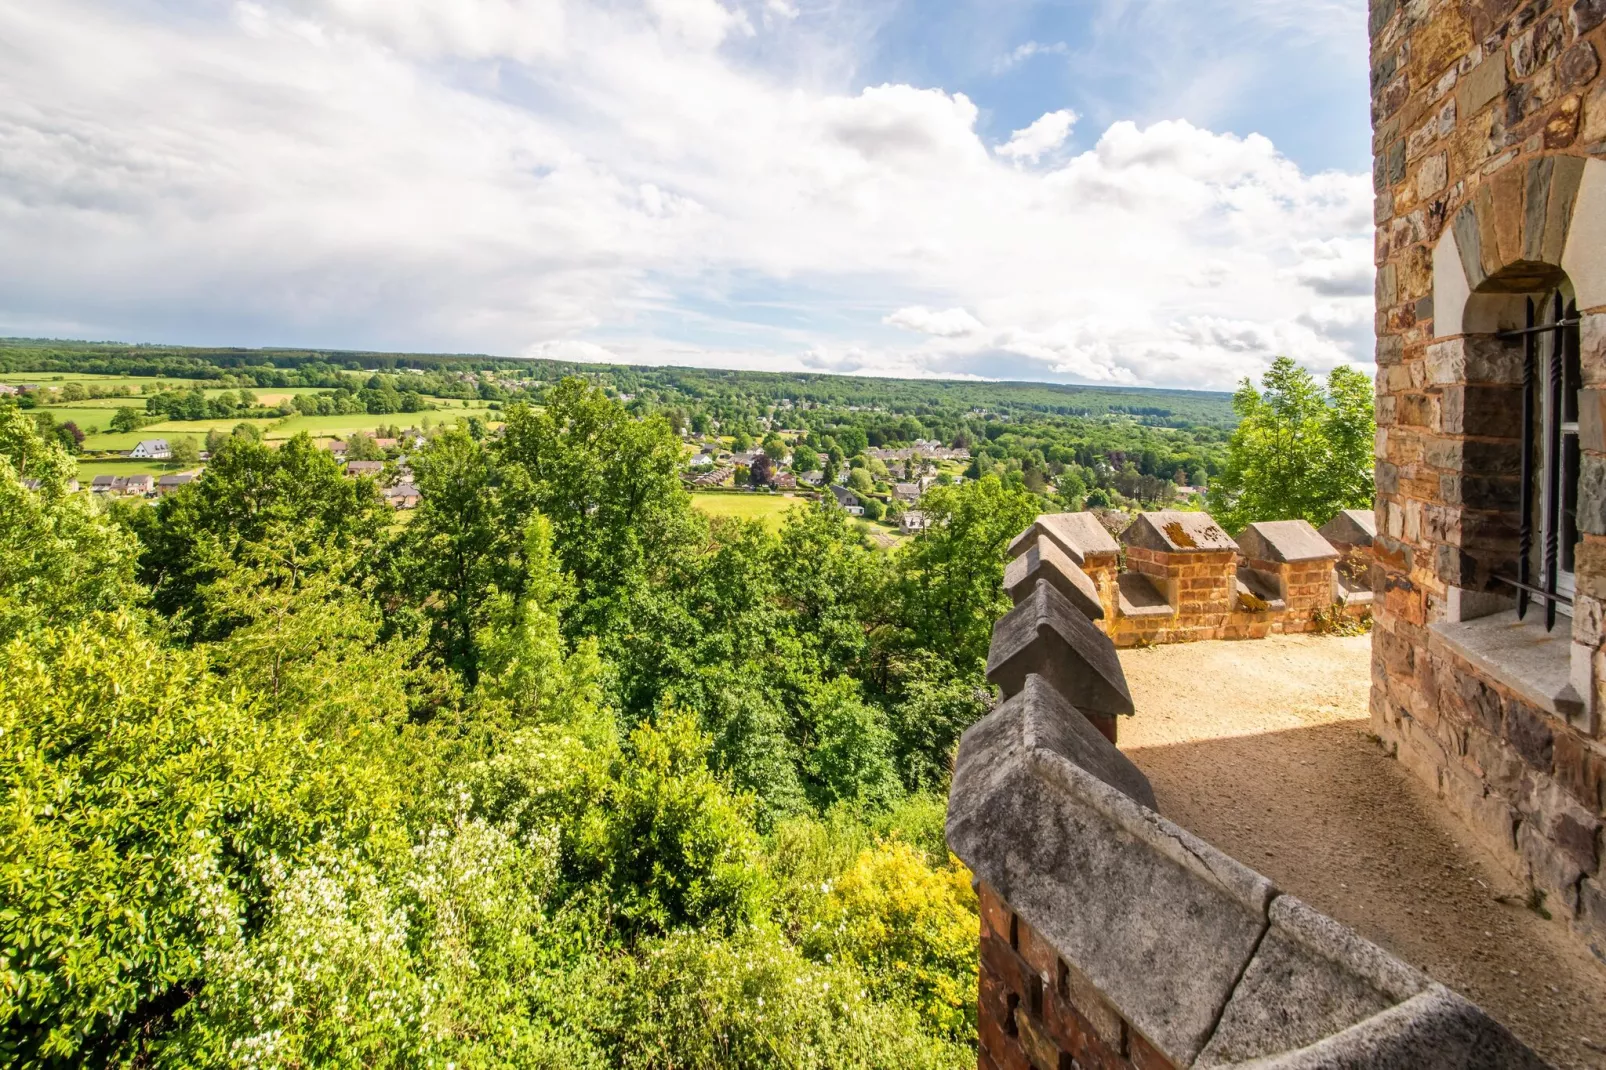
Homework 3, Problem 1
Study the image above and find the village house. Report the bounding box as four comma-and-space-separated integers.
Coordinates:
127, 439, 170, 460
384, 483, 421, 509
156, 472, 199, 496
893, 481, 922, 503
345, 460, 385, 479
899, 509, 929, 534
829, 484, 864, 516
322, 440, 349, 459
91, 474, 155, 497
1365, 0, 1606, 959
770, 471, 797, 490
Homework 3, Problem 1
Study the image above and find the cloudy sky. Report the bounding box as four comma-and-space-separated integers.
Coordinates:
0, 0, 1374, 390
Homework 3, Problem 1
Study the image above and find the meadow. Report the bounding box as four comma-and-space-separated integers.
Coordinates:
689, 491, 807, 532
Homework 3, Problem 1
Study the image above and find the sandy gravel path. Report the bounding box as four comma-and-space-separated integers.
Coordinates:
1118, 634, 1606, 1070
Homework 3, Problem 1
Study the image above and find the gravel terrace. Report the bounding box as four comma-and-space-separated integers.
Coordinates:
1118, 633, 1606, 1070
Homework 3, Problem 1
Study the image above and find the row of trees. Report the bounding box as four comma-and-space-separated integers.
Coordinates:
1, 378, 1043, 1067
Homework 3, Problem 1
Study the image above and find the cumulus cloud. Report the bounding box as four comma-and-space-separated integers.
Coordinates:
885, 306, 986, 338
0, 0, 1374, 390
995, 109, 1077, 163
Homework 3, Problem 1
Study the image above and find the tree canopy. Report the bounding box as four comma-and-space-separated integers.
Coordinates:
1207, 357, 1375, 531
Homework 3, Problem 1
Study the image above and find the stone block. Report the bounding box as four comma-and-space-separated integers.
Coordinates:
1237, 520, 1341, 565
1458, 54, 1509, 118
1532, 777, 1602, 872
1553, 731, 1606, 814
1008, 512, 1121, 564
1579, 455, 1606, 537
1196, 896, 1426, 1067
1574, 0, 1606, 37
1005, 539, 1104, 620
1579, 877, 1606, 959
1519, 819, 1584, 913
947, 683, 1272, 1066
1437, 384, 1523, 437
1505, 697, 1556, 770
1121, 511, 1238, 555
987, 581, 1134, 717
1250, 985, 1549, 1069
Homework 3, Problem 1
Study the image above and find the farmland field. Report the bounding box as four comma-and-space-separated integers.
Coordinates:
74, 458, 179, 479
689, 492, 807, 532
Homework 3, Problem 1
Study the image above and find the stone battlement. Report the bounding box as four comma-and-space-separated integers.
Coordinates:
1007, 511, 1374, 649
947, 565, 1548, 1069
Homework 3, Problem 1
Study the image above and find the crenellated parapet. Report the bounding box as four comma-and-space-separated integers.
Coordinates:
1004, 511, 1372, 649
948, 572, 1548, 1069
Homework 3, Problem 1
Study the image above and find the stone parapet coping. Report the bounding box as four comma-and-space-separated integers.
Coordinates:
947, 673, 1549, 1069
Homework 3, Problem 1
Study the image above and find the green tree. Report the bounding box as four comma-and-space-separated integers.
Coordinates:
1207, 357, 1375, 530
792, 444, 820, 474
396, 426, 514, 683
895, 475, 1036, 676
109, 406, 143, 434
136, 433, 389, 634
168, 436, 201, 468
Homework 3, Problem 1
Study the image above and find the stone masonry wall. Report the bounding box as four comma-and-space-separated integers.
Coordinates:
1369, 0, 1606, 960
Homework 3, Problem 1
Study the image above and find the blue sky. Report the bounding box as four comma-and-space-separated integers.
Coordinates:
0, 0, 1374, 389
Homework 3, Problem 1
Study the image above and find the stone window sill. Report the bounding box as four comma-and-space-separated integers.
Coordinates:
1428, 609, 1583, 722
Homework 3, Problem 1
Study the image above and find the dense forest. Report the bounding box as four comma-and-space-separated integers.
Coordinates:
1, 378, 1047, 1068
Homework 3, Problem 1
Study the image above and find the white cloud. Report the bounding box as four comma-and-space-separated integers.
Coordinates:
994, 40, 1069, 73
995, 109, 1077, 163
885, 306, 986, 338
0, 0, 1374, 390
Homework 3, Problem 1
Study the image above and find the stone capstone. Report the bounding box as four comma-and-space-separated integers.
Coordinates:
1238, 520, 1342, 565
947, 682, 1270, 1065
1008, 511, 1121, 564
1123, 510, 1239, 555
1005, 536, 1104, 619
987, 579, 1134, 717
1318, 509, 1379, 549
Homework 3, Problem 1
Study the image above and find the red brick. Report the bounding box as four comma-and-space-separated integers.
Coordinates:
978, 882, 1012, 945
1128, 1029, 1176, 1070
1042, 985, 1128, 1070
1016, 917, 1059, 989
1015, 1009, 1065, 1070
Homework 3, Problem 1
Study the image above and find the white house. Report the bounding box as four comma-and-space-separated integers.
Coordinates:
900, 510, 931, 534
829, 484, 864, 517
129, 439, 171, 460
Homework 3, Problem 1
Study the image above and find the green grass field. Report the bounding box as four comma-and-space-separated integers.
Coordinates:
690, 492, 807, 533
74, 458, 180, 479
83, 419, 279, 451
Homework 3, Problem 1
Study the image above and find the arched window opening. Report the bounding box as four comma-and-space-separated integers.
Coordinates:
1500, 287, 1582, 630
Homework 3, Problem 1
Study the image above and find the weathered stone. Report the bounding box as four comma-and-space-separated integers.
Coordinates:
1561, 41, 1601, 90
1242, 985, 1549, 1069
1319, 509, 1378, 552
1574, 0, 1606, 37
1579, 877, 1606, 959
1438, 384, 1523, 437
1196, 896, 1427, 1067
1005, 538, 1104, 620
1519, 819, 1583, 913
1237, 520, 1341, 566
1458, 55, 1509, 119
1122, 511, 1238, 554
1117, 570, 1175, 618
947, 682, 1271, 1067
987, 579, 1134, 716
1577, 454, 1606, 536
1008, 511, 1121, 564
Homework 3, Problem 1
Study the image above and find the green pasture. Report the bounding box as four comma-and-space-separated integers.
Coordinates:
690, 492, 807, 533
83, 419, 278, 451
74, 458, 178, 479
